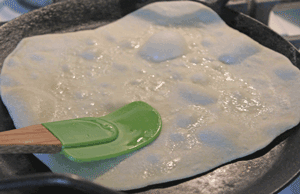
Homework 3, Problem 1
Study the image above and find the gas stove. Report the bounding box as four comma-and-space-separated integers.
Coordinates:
0, 0, 299, 194
229, 0, 300, 50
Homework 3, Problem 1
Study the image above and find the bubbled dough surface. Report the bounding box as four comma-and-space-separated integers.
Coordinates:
1, 1, 300, 190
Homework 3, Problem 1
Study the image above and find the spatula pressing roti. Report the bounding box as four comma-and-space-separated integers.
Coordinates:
0, 101, 162, 162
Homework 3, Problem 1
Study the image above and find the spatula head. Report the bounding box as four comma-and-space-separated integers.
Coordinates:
42, 101, 162, 162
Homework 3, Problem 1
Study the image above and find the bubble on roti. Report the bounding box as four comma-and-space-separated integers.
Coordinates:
1, 1, 300, 190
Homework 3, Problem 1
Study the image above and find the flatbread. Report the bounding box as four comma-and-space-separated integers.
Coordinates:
1, 1, 300, 190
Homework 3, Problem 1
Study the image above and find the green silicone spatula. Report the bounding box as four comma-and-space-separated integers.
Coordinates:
0, 101, 162, 162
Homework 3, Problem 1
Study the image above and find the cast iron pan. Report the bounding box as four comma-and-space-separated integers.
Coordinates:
0, 0, 299, 193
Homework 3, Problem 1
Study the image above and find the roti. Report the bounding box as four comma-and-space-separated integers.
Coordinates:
1, 1, 300, 190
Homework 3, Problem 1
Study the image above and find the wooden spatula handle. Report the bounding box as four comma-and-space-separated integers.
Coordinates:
0, 124, 62, 154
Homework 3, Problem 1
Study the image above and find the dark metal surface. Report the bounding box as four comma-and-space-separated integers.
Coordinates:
0, 0, 299, 193
0, 173, 122, 194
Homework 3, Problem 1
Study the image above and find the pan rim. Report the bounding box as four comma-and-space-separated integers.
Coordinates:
0, 1, 299, 194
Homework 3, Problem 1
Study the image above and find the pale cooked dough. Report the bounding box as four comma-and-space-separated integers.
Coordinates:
1, 1, 300, 190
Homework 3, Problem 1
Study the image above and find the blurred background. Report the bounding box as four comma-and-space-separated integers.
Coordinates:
0, 0, 299, 193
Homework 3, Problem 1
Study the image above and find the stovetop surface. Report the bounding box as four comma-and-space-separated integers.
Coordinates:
0, 0, 299, 194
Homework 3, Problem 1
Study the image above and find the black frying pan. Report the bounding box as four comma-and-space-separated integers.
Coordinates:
0, 0, 299, 193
